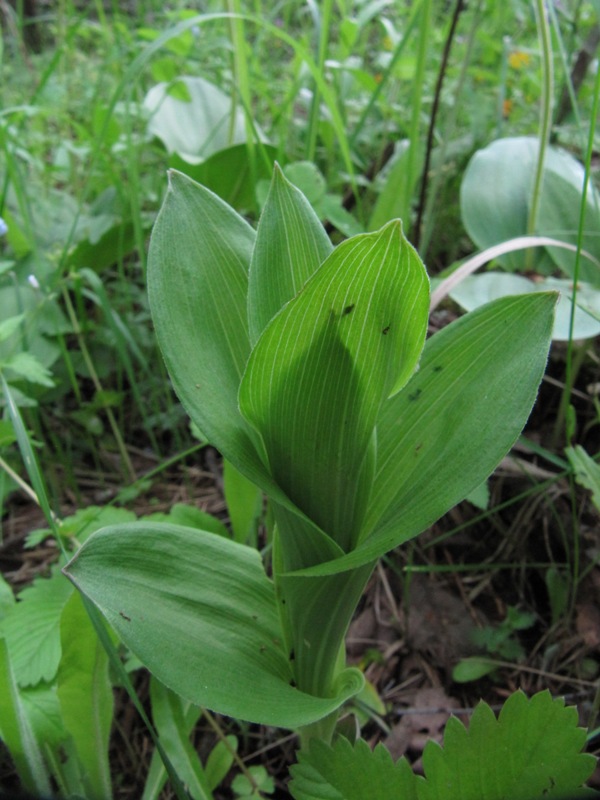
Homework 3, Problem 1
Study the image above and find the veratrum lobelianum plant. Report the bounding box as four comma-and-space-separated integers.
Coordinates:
64, 166, 556, 741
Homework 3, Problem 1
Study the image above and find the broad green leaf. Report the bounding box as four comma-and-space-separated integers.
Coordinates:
419, 690, 598, 799
63, 523, 363, 729
248, 164, 333, 345
240, 221, 429, 552
449, 272, 600, 341
0, 638, 52, 797
57, 592, 113, 800
148, 677, 212, 800
460, 137, 600, 280
566, 445, 600, 512
148, 171, 269, 488
293, 292, 556, 576
289, 737, 418, 800
144, 76, 248, 164
0, 564, 73, 686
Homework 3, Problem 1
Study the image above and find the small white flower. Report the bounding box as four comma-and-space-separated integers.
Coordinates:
27, 274, 40, 289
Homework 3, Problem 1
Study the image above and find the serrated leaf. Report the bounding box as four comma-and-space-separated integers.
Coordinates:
248, 164, 333, 345
0, 315, 25, 343
4, 351, 55, 387
240, 221, 429, 552
419, 690, 598, 800
63, 522, 363, 729
1, 565, 74, 686
289, 737, 418, 800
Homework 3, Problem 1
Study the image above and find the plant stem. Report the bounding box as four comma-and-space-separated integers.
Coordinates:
526, 0, 554, 267
413, 0, 466, 250
305, 0, 332, 163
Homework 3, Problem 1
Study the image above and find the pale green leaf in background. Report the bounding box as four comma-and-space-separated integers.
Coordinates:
460, 136, 600, 281
449, 272, 600, 340
144, 76, 249, 164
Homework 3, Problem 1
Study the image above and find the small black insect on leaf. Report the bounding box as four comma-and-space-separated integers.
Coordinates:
433, 364, 443, 373
408, 388, 422, 402
119, 611, 131, 622
342, 304, 355, 316
382, 325, 391, 335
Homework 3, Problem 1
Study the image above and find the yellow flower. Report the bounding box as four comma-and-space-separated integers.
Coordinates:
508, 50, 531, 69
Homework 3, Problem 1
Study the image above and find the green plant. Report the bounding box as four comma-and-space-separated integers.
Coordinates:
59, 165, 572, 772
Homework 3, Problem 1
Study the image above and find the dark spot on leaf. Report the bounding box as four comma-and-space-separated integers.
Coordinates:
382, 325, 390, 335
415, 443, 423, 453
119, 611, 131, 622
289, 649, 295, 661
433, 365, 443, 373
408, 388, 422, 402
343, 304, 355, 316
251, 614, 258, 620
290, 679, 297, 688
272, 637, 281, 647
259, 645, 266, 653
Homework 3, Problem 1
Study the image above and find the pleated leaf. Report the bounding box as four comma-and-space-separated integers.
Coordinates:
147, 170, 268, 488
248, 164, 333, 345
63, 523, 363, 729
291, 292, 556, 576
240, 221, 429, 552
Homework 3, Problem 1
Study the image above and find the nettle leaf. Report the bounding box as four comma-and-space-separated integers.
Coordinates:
295, 292, 556, 577
419, 690, 598, 799
289, 737, 417, 800
63, 523, 362, 729
240, 221, 429, 552
248, 164, 333, 345
148, 171, 269, 489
